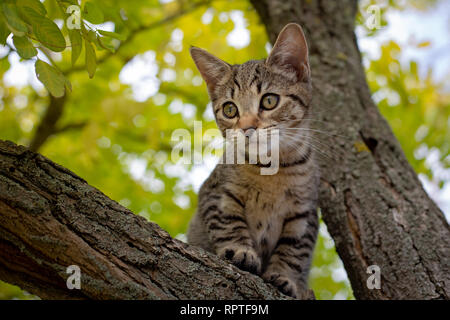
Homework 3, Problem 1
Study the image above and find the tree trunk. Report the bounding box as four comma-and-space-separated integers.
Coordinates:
250, 0, 449, 299
0, 140, 316, 300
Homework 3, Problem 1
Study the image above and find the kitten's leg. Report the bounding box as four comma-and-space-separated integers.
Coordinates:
262, 208, 318, 298
200, 189, 261, 274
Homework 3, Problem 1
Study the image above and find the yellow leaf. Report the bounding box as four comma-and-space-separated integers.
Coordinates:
417, 41, 431, 48
354, 141, 370, 153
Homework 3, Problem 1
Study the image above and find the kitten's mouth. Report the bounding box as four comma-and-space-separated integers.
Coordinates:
243, 125, 278, 139
240, 126, 275, 136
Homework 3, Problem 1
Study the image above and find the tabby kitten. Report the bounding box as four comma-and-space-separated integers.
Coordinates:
187, 23, 319, 298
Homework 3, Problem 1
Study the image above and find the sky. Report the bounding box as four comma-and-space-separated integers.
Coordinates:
357, 0, 450, 85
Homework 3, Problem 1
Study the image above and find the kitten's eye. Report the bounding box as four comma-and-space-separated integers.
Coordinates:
223, 102, 238, 118
260, 93, 280, 110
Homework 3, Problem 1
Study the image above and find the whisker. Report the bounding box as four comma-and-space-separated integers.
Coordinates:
282, 127, 351, 139
284, 131, 342, 158
282, 134, 335, 161
281, 131, 343, 153
281, 132, 341, 157
205, 139, 226, 149
289, 118, 331, 124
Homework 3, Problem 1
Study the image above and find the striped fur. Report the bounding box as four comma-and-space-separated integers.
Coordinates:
188, 23, 319, 298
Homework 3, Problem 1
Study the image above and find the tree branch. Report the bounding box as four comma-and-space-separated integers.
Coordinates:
0, 140, 314, 300
28, 95, 66, 152
53, 122, 88, 134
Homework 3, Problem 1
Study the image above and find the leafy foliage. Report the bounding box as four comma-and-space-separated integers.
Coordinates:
0, 0, 127, 96
366, 41, 449, 185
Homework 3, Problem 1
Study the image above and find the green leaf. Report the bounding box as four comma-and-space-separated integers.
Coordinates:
0, 17, 11, 45
98, 35, 116, 53
83, 2, 104, 24
87, 30, 97, 43
35, 60, 67, 98
17, 4, 46, 25
4, 22, 25, 37
17, 0, 47, 21
60, 0, 79, 5
2, 3, 28, 35
85, 39, 96, 78
0, 56, 10, 74
33, 17, 66, 52
12, 35, 37, 59
68, 29, 82, 66
64, 77, 72, 93
98, 30, 126, 41
18, 0, 46, 15
86, 30, 103, 51
97, 37, 114, 53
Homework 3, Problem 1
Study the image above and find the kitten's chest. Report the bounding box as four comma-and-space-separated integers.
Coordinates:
244, 186, 292, 259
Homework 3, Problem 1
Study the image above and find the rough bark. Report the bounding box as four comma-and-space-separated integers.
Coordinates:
251, 0, 449, 299
0, 140, 316, 300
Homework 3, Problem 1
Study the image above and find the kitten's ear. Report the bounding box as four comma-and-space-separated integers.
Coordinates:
266, 23, 310, 82
190, 46, 231, 92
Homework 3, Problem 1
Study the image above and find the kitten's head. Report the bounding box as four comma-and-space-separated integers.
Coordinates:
190, 23, 312, 157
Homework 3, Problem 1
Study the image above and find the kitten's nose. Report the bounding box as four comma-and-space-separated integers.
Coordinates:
242, 126, 256, 137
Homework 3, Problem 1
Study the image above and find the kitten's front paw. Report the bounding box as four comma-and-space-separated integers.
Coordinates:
218, 246, 261, 274
262, 271, 297, 298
